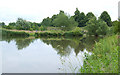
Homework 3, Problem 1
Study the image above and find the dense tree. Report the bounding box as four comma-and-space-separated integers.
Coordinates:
53, 12, 78, 31
0, 22, 5, 26
99, 11, 112, 26
0, 22, 6, 28
79, 12, 87, 27
7, 22, 16, 29
86, 12, 95, 22
73, 8, 87, 27
16, 18, 31, 30
41, 17, 52, 27
86, 17, 108, 36
74, 8, 80, 25
30, 22, 40, 30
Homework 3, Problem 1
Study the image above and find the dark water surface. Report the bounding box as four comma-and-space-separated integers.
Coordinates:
1, 36, 101, 73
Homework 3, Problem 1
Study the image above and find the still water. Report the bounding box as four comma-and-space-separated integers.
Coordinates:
1, 36, 101, 73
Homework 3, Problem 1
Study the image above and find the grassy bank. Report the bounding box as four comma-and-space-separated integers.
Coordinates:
80, 35, 118, 73
1, 29, 30, 37
1, 27, 83, 37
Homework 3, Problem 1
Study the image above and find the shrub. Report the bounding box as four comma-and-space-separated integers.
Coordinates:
86, 17, 108, 36
80, 35, 118, 73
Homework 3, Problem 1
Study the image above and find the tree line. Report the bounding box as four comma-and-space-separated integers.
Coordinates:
0, 8, 119, 35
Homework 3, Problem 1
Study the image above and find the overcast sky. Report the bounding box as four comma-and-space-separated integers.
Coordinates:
0, 0, 119, 25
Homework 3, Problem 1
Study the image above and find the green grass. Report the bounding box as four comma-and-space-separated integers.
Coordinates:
80, 35, 118, 73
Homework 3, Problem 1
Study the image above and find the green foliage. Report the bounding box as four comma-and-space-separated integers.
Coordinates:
6, 25, 13, 29
30, 28, 33, 31
73, 8, 87, 27
99, 11, 112, 27
35, 32, 62, 37
64, 27, 83, 36
64, 31, 83, 37
112, 20, 120, 34
31, 22, 40, 30
41, 17, 52, 27
8, 22, 16, 29
80, 35, 118, 73
40, 25, 46, 31
86, 17, 108, 36
16, 18, 31, 30
0, 22, 6, 28
86, 12, 95, 23
6, 18, 40, 30
0, 22, 5, 26
35, 28, 83, 37
74, 8, 80, 22
53, 12, 78, 31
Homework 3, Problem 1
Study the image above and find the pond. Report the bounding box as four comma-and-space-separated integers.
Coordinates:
0, 36, 101, 73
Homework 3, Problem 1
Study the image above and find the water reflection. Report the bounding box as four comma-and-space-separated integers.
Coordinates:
1, 36, 102, 55
40, 36, 101, 56
58, 49, 92, 73
1, 36, 35, 50
1, 36, 102, 73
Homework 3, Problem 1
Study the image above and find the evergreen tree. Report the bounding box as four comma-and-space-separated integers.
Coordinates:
74, 8, 87, 27
86, 12, 95, 22
99, 11, 112, 26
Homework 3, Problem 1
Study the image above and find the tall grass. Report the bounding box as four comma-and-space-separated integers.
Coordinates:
80, 35, 118, 73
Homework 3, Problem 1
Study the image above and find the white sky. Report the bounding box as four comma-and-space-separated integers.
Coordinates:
0, 0, 119, 25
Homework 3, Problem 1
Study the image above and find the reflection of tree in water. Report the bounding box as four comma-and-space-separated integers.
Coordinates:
41, 36, 102, 57
80, 36, 103, 51
1, 35, 102, 55
2, 36, 16, 43
15, 38, 34, 50
42, 38, 85, 56
42, 40, 72, 56
1, 36, 35, 50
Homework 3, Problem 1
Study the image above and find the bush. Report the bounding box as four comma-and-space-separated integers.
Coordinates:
112, 20, 120, 34
80, 35, 118, 73
86, 17, 108, 36
64, 29, 83, 36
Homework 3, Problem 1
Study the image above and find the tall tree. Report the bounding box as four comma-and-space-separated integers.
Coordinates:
41, 17, 52, 27
16, 18, 31, 30
79, 12, 86, 27
53, 12, 78, 31
86, 12, 95, 22
74, 8, 80, 22
74, 8, 87, 27
99, 11, 112, 26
